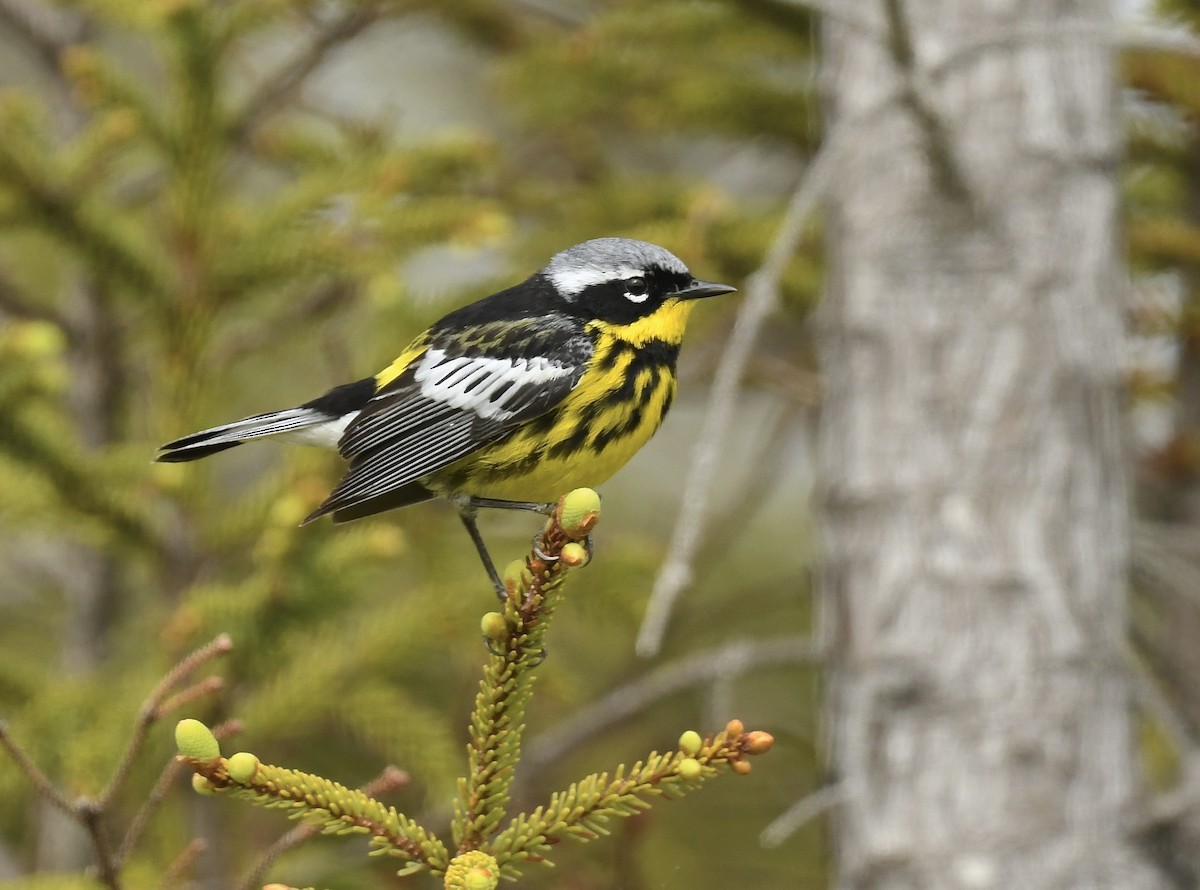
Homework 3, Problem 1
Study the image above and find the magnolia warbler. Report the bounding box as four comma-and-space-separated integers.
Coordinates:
158, 238, 735, 594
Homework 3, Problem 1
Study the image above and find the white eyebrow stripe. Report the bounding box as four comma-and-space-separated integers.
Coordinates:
548, 265, 646, 297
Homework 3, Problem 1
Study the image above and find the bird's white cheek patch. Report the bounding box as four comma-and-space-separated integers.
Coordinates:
415, 349, 573, 419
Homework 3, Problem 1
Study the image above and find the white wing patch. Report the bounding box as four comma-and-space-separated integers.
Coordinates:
413, 349, 576, 420
549, 264, 645, 298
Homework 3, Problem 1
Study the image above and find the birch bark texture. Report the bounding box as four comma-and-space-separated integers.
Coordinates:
818, 2, 1164, 888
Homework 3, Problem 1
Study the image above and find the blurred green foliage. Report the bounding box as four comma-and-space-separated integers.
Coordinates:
0, 1, 819, 888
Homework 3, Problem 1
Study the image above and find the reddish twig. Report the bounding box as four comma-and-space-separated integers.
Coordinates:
155, 838, 207, 889
98, 634, 233, 808
118, 719, 243, 866
0, 721, 75, 815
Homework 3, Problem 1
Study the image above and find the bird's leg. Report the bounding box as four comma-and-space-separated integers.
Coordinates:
456, 504, 506, 600
466, 497, 555, 515
464, 495, 595, 566
458, 496, 551, 661
465, 496, 562, 563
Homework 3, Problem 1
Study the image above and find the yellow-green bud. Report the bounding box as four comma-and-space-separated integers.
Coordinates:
175, 719, 220, 760
503, 559, 531, 595
444, 851, 498, 890
560, 541, 589, 567
226, 751, 260, 783
678, 730, 703, 757
678, 757, 702, 780
464, 867, 496, 890
558, 488, 601, 536
191, 773, 218, 796
480, 611, 508, 643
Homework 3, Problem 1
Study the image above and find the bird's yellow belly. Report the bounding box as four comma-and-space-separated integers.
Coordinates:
426, 358, 677, 503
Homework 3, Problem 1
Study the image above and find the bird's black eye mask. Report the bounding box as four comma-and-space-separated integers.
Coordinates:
571, 267, 695, 326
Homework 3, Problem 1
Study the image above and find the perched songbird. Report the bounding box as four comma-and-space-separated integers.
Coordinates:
158, 238, 735, 593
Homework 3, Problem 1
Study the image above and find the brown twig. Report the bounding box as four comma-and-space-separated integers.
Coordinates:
155, 838, 207, 890
681, 402, 804, 582
116, 758, 187, 866
1, 639, 234, 884
227, 5, 381, 146
760, 784, 844, 847
636, 140, 838, 657
0, 722, 75, 815
156, 676, 225, 718
117, 719, 243, 867
98, 634, 233, 808
523, 635, 823, 771
77, 797, 121, 890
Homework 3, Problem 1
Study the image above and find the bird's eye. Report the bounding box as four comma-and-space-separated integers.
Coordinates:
624, 277, 649, 303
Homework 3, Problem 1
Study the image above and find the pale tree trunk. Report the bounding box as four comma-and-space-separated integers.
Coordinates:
818, 1, 1166, 888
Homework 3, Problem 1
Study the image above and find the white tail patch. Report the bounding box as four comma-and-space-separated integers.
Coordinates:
162, 408, 352, 453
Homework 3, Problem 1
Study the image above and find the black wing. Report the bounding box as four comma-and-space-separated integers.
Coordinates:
305, 318, 592, 522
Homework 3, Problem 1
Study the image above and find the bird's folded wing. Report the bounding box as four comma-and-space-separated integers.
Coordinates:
307, 338, 590, 518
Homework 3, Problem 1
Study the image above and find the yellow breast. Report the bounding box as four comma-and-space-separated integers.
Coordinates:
428, 301, 693, 501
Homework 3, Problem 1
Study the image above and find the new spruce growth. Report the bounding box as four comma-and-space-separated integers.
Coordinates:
176, 489, 774, 885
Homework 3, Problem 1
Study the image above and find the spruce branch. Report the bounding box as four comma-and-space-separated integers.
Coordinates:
0, 400, 164, 551
59, 44, 174, 153
172, 490, 776, 885
235, 766, 410, 890
178, 729, 448, 877
0, 92, 172, 299
0, 637, 233, 889
454, 488, 601, 853
489, 720, 774, 876
117, 719, 243, 867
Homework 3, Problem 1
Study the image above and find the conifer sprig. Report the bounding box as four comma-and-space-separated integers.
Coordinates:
489, 719, 774, 875
174, 490, 776, 886
176, 721, 448, 875
454, 487, 601, 852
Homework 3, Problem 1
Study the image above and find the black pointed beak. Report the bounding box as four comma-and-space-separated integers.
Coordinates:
677, 279, 737, 300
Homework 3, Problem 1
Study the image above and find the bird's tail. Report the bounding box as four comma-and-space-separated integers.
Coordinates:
155, 408, 332, 463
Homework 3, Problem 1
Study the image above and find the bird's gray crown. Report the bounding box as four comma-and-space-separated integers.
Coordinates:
545, 238, 689, 298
